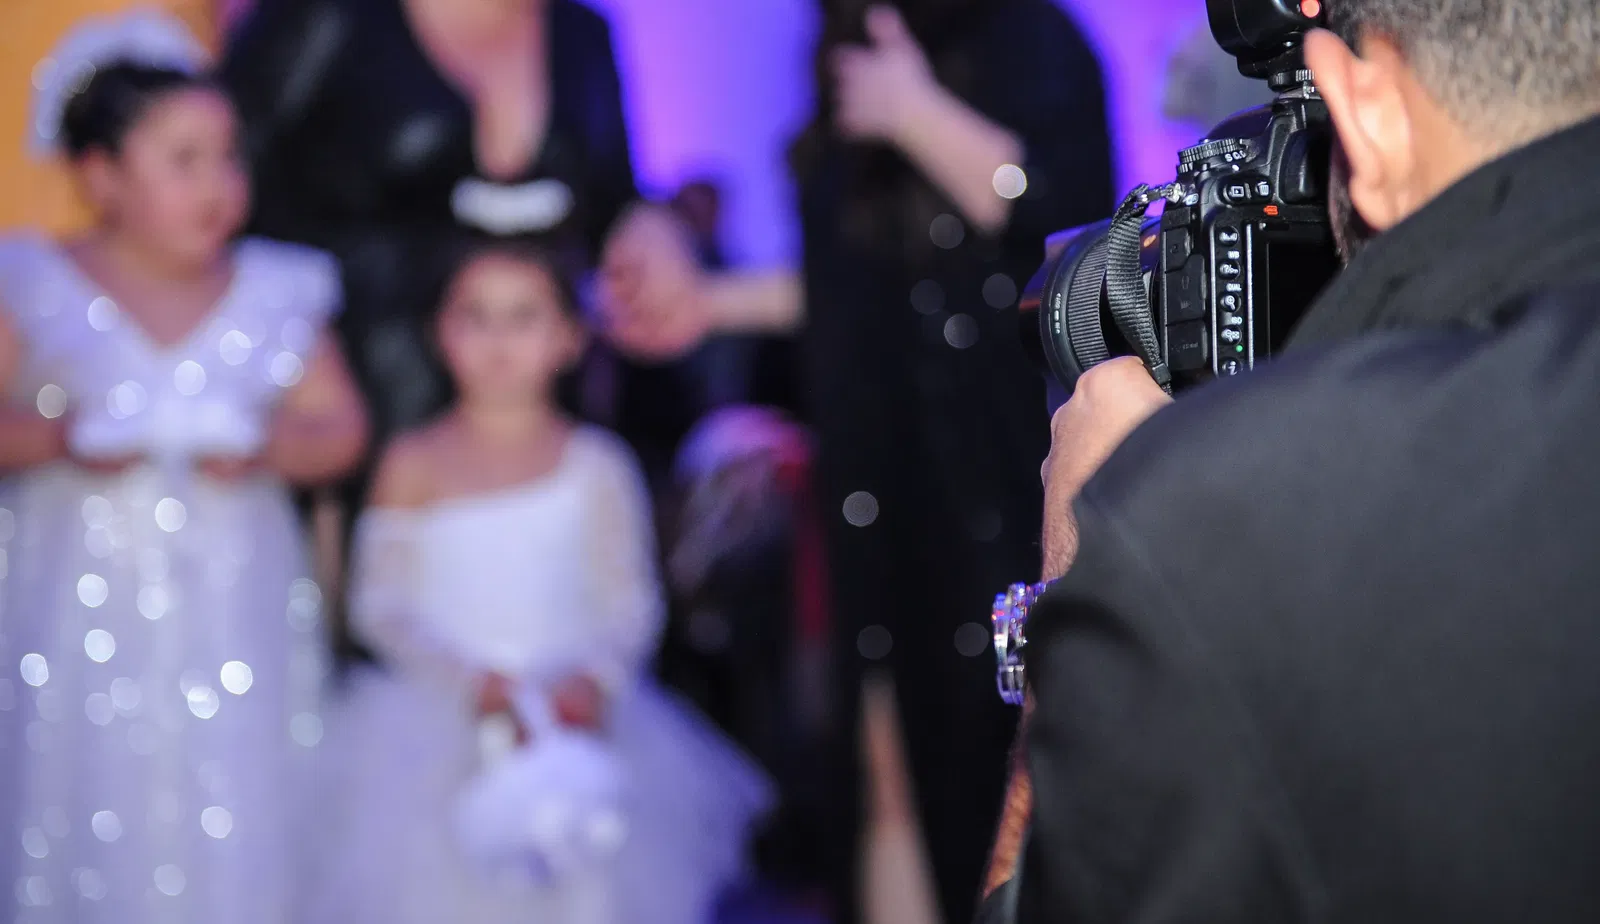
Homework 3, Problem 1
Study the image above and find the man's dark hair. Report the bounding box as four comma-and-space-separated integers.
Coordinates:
1326, 0, 1600, 140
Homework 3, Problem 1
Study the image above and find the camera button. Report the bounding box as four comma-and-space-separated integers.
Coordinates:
1219, 263, 1240, 279
1220, 357, 1243, 376
1220, 328, 1243, 344
1164, 228, 1193, 268
1218, 228, 1240, 246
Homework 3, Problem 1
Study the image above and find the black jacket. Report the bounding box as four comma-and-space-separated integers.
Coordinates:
1019, 115, 1600, 923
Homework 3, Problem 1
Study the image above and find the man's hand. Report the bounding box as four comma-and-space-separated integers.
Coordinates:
1040, 357, 1172, 579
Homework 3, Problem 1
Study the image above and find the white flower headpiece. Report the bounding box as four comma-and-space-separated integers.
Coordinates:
29, 7, 209, 159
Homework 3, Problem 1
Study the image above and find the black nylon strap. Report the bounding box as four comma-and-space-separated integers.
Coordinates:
1104, 185, 1173, 392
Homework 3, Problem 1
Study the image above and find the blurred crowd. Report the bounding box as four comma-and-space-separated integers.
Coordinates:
0, 2, 1260, 923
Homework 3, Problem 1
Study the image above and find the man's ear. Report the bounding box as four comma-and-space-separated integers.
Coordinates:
1306, 28, 1413, 231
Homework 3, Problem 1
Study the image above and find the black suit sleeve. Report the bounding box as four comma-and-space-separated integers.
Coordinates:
1017, 493, 1324, 924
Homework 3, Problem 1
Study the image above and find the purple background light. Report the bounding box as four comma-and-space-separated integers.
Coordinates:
590, 0, 1217, 266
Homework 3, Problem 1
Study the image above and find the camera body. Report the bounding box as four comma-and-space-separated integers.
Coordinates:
1017, 0, 1338, 408
997, 0, 1340, 706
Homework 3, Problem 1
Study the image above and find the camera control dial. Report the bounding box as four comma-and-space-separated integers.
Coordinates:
1179, 138, 1249, 174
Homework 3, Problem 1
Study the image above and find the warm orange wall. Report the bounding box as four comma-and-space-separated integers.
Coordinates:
0, 0, 219, 236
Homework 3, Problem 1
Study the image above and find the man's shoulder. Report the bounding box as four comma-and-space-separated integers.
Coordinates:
1081, 281, 1600, 534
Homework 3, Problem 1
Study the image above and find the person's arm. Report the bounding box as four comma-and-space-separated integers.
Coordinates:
262, 329, 369, 484
1017, 494, 1314, 922
576, 432, 667, 698
890, 85, 1024, 235
0, 306, 66, 471
348, 440, 478, 701
985, 358, 1172, 900
702, 269, 805, 336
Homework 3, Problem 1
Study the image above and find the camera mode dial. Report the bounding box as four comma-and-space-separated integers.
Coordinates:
1179, 138, 1249, 175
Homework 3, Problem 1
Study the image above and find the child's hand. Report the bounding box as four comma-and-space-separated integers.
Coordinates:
552, 674, 606, 730
70, 450, 145, 476
474, 672, 529, 745
475, 672, 517, 717
196, 454, 262, 482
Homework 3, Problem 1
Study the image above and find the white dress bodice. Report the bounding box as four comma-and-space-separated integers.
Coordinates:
0, 234, 340, 461
350, 427, 665, 693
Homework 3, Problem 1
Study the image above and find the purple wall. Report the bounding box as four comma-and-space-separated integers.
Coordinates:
591, 0, 1214, 266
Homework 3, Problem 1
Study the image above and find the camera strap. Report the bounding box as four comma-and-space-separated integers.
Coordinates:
1104, 184, 1174, 394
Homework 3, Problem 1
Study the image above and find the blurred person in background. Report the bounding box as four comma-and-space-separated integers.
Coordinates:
0, 0, 218, 235
0, 10, 366, 921
305, 239, 770, 924
216, 0, 639, 652
668, 406, 832, 899
602, 2, 1116, 920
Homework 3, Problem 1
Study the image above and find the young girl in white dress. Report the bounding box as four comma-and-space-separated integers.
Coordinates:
308, 240, 772, 924
0, 11, 368, 924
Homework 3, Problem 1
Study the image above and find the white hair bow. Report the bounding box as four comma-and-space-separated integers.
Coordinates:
29, 6, 209, 159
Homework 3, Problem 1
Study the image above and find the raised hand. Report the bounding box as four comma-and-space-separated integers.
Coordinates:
598, 202, 711, 361
832, 5, 939, 144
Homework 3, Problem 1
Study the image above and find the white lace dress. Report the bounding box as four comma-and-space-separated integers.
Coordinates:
306, 427, 773, 924
0, 235, 339, 923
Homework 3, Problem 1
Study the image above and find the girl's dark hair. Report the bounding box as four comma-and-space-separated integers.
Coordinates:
59, 62, 215, 158
440, 235, 585, 322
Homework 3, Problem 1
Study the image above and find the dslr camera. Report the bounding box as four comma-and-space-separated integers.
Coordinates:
995, 0, 1339, 706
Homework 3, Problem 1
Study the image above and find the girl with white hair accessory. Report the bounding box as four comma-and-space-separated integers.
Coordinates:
0, 9, 367, 921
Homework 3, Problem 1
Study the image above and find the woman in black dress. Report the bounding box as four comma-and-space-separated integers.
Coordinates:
603, 2, 1115, 921
218, 0, 636, 518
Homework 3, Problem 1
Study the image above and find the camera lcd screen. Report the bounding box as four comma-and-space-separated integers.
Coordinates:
1264, 239, 1340, 350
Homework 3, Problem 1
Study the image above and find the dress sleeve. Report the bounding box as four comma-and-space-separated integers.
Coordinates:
348, 509, 479, 697
972, 4, 1118, 252
578, 431, 665, 696
217, 0, 346, 238
563, 3, 639, 255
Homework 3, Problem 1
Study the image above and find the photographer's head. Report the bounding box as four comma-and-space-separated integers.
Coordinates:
1307, 0, 1600, 233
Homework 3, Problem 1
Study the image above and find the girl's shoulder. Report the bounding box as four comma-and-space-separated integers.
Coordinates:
233, 237, 344, 325
369, 422, 455, 510
569, 423, 641, 468
0, 232, 68, 328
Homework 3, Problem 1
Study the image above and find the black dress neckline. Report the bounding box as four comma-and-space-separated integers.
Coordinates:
381, 0, 559, 186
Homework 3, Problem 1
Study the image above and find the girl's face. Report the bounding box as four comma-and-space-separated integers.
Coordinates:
437, 254, 585, 406
85, 87, 249, 268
